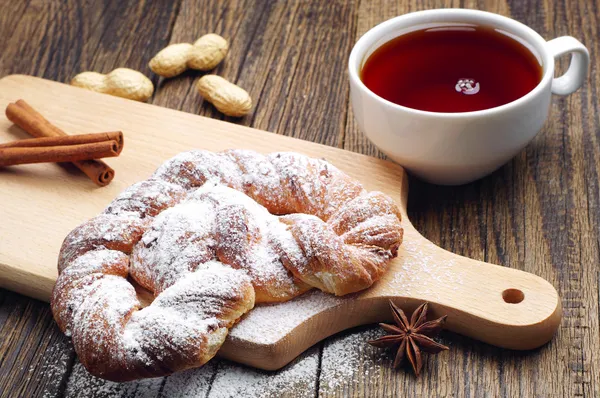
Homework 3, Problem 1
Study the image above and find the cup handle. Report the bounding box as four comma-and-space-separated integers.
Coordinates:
545, 36, 590, 96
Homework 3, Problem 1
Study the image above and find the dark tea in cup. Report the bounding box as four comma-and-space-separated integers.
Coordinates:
360, 25, 543, 113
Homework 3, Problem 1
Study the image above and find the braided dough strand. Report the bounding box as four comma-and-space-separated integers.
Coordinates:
130, 184, 310, 303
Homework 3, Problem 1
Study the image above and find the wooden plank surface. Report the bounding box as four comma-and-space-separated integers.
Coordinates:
0, 0, 598, 397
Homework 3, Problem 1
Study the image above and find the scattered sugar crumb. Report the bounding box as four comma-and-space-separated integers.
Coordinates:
160, 361, 217, 397
36, 339, 73, 398
65, 362, 163, 398
319, 326, 386, 393
208, 348, 318, 398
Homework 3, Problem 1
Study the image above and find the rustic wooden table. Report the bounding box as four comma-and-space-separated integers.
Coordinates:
0, 0, 598, 397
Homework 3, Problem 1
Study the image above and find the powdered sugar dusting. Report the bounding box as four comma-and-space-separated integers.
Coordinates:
208, 350, 318, 398
103, 179, 186, 219
152, 150, 244, 191
132, 183, 307, 302
52, 249, 129, 336
161, 361, 217, 397
71, 276, 139, 361
204, 184, 308, 301
131, 200, 217, 293
319, 326, 386, 393
122, 262, 254, 370
393, 239, 463, 299
229, 290, 343, 343
223, 149, 288, 212
268, 152, 325, 210
64, 361, 163, 397
33, 338, 74, 398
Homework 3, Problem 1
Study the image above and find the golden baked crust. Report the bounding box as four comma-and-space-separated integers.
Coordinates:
51, 149, 403, 381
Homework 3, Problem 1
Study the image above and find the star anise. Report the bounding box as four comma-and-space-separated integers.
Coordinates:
368, 301, 448, 376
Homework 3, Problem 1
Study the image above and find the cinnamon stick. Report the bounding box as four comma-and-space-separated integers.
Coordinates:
0, 132, 124, 153
4, 100, 116, 186
0, 141, 120, 167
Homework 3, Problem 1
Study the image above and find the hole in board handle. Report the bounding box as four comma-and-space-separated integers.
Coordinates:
502, 288, 525, 304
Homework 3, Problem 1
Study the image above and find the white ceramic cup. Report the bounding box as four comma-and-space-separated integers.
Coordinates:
349, 9, 589, 185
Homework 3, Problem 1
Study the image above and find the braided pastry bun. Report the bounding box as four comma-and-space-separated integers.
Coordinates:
51, 149, 402, 381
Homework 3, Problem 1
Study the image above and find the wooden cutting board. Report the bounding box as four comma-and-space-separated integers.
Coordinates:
0, 75, 561, 370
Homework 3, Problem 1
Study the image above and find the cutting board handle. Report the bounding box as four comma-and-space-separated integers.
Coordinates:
372, 175, 562, 350
370, 225, 562, 350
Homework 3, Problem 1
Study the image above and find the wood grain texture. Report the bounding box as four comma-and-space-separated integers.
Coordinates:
0, 0, 598, 397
